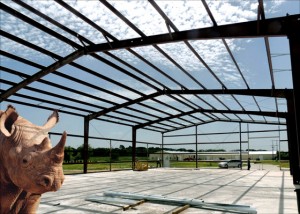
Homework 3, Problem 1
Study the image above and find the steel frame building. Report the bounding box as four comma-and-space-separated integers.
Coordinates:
0, 0, 299, 210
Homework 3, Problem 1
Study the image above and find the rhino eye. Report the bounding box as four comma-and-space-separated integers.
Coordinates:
22, 154, 32, 167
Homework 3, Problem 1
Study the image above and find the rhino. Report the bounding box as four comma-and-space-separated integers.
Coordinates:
0, 105, 67, 213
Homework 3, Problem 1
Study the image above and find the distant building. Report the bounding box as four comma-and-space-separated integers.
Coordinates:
149, 150, 277, 161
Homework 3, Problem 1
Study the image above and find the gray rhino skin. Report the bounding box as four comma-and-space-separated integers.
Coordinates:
0, 105, 66, 214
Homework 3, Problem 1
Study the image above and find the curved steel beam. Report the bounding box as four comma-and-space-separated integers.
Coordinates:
136, 109, 287, 129
89, 89, 292, 120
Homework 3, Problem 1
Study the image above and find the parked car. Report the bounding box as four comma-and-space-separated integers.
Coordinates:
218, 159, 242, 168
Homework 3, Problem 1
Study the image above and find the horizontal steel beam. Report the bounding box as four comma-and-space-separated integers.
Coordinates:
89, 89, 291, 120
163, 141, 249, 146
86, 15, 300, 53
216, 118, 286, 126
49, 132, 161, 145
164, 128, 287, 137
163, 118, 286, 134
0, 49, 85, 102
164, 89, 292, 98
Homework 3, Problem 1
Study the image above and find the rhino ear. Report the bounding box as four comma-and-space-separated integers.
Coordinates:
42, 110, 59, 131
0, 105, 19, 137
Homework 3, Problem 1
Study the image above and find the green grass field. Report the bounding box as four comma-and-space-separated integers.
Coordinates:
63, 157, 290, 174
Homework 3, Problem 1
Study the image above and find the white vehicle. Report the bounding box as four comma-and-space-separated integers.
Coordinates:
218, 159, 242, 168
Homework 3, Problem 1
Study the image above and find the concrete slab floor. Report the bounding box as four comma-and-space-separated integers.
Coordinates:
38, 167, 298, 214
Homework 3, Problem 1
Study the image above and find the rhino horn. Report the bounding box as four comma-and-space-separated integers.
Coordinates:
49, 131, 67, 163
36, 137, 51, 151
42, 110, 59, 131
0, 105, 18, 137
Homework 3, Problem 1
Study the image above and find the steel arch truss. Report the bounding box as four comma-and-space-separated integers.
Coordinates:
1, 1, 300, 209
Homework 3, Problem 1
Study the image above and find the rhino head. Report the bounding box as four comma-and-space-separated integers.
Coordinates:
0, 105, 66, 194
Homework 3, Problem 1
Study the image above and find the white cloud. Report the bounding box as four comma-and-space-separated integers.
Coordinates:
0, 1, 76, 58
155, 1, 213, 30
0, 0, 290, 93
264, 0, 285, 14
69, 0, 141, 40
109, 0, 168, 36
207, 1, 257, 25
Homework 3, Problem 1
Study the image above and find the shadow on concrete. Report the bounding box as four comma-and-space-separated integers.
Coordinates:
279, 171, 285, 214
232, 171, 269, 205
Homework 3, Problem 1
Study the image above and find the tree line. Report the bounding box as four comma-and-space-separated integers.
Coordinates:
63, 145, 226, 162
64, 144, 289, 162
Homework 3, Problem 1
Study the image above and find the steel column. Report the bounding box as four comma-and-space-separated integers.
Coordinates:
132, 127, 137, 170
147, 143, 149, 161
162, 133, 164, 167
109, 140, 112, 171
286, 95, 300, 212
286, 103, 294, 175
83, 116, 90, 174
196, 126, 198, 169
239, 122, 242, 170
247, 124, 250, 160
278, 126, 281, 170
287, 22, 300, 212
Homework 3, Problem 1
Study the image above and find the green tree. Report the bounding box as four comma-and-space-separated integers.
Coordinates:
76, 144, 93, 160
119, 145, 127, 156
64, 146, 76, 162
93, 147, 110, 156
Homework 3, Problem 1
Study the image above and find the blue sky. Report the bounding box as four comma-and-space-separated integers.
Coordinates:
1, 0, 299, 152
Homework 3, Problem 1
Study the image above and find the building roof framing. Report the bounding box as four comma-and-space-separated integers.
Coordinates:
1, 1, 300, 208
0, 0, 299, 133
